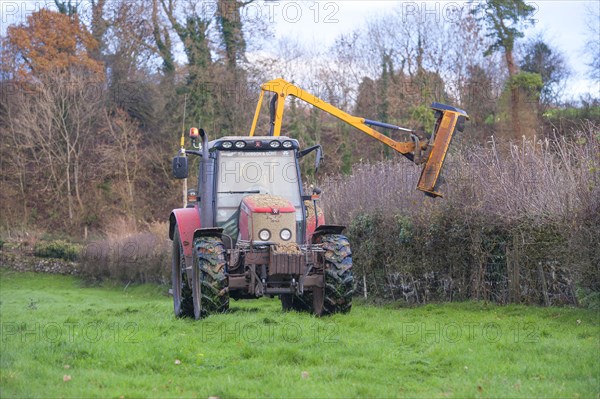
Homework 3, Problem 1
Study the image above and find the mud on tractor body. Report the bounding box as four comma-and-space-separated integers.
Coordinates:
169, 133, 353, 319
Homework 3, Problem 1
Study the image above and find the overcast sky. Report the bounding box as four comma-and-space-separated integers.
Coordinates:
1, 0, 598, 100
265, 0, 599, 100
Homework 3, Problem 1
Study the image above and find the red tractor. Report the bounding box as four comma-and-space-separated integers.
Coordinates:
169, 79, 468, 319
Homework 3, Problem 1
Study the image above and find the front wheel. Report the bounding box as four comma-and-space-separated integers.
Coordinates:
172, 228, 193, 318
191, 236, 229, 320
313, 234, 354, 315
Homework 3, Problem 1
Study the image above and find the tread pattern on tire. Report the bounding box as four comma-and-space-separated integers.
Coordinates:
280, 234, 354, 315
173, 229, 193, 318
320, 234, 354, 315
193, 236, 229, 318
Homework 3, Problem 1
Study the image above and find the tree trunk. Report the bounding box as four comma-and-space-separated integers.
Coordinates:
74, 157, 84, 211
505, 50, 521, 140
90, 0, 107, 61
124, 158, 135, 217
152, 0, 175, 75
65, 155, 74, 221
218, 0, 247, 69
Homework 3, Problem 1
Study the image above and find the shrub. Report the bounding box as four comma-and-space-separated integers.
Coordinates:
33, 240, 81, 261
80, 231, 170, 284
323, 124, 599, 306
576, 288, 600, 310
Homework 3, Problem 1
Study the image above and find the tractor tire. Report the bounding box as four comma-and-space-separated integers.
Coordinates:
315, 234, 354, 315
172, 228, 193, 318
191, 236, 229, 320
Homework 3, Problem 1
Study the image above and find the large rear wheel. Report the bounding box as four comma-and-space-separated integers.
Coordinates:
192, 236, 229, 320
172, 228, 193, 318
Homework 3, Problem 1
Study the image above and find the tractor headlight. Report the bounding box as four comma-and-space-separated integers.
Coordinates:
222, 141, 233, 149
282, 140, 293, 148
269, 140, 281, 148
280, 228, 292, 241
258, 229, 271, 241
235, 141, 246, 149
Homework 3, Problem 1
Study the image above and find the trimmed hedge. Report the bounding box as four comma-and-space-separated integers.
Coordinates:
346, 210, 597, 306
33, 240, 81, 261
323, 127, 599, 306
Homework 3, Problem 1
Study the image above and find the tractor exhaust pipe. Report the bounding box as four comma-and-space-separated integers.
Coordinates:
199, 129, 215, 228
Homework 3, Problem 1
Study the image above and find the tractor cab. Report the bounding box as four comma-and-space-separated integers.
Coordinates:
212, 136, 305, 246
173, 134, 323, 248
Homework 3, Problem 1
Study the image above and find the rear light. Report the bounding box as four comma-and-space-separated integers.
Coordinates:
270, 140, 281, 148
222, 141, 233, 149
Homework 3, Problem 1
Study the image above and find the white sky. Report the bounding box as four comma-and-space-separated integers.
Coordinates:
262, 0, 599, 100
1, 0, 598, 100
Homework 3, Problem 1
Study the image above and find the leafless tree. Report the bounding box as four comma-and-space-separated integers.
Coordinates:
101, 108, 144, 224
7, 69, 104, 223
584, 3, 600, 82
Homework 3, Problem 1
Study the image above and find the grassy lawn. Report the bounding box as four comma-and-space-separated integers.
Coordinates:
0, 269, 598, 398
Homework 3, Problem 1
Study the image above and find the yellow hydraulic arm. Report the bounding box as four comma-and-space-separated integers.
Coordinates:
250, 78, 469, 197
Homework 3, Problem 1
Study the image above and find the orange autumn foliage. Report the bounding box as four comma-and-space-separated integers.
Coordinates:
3, 9, 103, 79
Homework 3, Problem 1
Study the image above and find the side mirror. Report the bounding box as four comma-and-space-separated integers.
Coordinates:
172, 156, 188, 179
314, 146, 323, 173
299, 144, 324, 174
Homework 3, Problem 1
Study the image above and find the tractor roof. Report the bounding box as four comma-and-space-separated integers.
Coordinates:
211, 136, 299, 151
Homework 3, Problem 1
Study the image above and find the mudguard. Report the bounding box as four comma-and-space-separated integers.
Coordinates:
304, 200, 326, 242
310, 224, 346, 243
169, 205, 201, 266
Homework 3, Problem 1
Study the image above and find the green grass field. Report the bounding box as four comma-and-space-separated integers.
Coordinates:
0, 269, 598, 398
